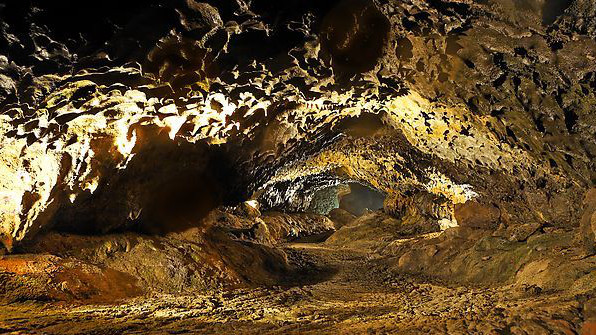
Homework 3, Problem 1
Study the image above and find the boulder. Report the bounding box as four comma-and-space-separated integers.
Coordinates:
493, 222, 544, 242
384, 190, 452, 220
454, 201, 501, 230
251, 220, 270, 244
327, 208, 356, 229
179, 1, 223, 32
260, 212, 336, 242
234, 200, 262, 219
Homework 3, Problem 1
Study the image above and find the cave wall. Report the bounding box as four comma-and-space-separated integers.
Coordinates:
0, 0, 594, 249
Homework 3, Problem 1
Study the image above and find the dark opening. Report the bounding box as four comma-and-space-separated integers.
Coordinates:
542, 0, 573, 25
307, 182, 385, 216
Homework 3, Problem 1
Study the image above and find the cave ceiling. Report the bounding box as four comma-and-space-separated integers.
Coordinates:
0, 0, 595, 249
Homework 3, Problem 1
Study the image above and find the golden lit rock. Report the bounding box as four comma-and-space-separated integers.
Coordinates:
0, 0, 594, 333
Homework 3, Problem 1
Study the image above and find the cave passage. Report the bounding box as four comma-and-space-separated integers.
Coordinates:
1, 0, 596, 333
307, 182, 385, 216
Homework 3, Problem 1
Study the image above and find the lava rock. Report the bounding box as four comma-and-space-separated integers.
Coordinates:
179, 1, 223, 33
320, 0, 390, 77
327, 208, 356, 229
454, 201, 501, 230
579, 188, 596, 255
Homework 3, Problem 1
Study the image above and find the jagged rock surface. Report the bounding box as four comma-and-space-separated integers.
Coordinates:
1, 1, 596, 333
0, 0, 594, 256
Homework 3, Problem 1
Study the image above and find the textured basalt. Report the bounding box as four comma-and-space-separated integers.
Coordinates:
1, 1, 596, 333
0, 0, 595, 303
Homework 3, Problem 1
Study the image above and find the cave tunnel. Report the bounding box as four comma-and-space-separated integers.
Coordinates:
307, 182, 385, 216
0, 0, 596, 333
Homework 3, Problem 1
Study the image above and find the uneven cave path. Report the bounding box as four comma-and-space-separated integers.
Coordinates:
0, 242, 583, 334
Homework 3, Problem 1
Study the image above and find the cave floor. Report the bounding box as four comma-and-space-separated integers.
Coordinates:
0, 242, 588, 335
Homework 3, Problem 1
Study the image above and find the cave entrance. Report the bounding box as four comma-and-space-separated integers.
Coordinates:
307, 182, 385, 216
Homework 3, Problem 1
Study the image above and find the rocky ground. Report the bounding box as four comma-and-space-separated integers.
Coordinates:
1, 219, 595, 334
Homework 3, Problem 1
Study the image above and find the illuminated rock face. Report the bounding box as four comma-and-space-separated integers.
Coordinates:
0, 0, 594, 249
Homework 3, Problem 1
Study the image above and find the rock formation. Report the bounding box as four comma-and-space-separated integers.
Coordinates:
0, 0, 595, 333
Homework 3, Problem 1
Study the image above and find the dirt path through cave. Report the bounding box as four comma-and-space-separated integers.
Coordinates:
0, 242, 586, 334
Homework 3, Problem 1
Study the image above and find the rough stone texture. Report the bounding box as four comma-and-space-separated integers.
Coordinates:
260, 212, 336, 242
454, 200, 502, 229
580, 188, 596, 255
379, 224, 596, 293
327, 208, 356, 229
0, 0, 593, 248
1, 236, 593, 334
0, 1, 595, 332
1, 207, 313, 302
326, 210, 439, 250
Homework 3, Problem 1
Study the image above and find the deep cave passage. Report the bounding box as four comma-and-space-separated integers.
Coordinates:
307, 182, 385, 216
1, 0, 596, 333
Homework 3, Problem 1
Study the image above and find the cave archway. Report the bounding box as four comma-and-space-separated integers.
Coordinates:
306, 182, 385, 216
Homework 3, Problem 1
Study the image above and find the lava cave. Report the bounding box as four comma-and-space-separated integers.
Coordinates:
1, 0, 596, 334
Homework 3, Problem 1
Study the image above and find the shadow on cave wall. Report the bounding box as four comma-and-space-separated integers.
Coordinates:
541, 0, 574, 25
319, 0, 391, 79
51, 126, 249, 236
